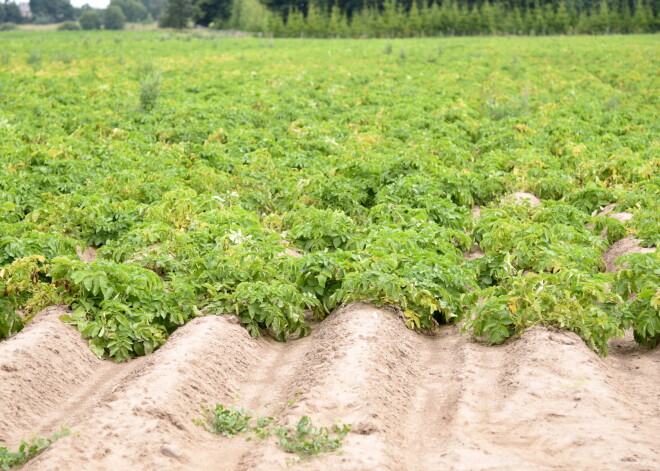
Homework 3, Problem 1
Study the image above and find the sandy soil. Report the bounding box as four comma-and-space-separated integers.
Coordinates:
0, 301, 657, 471
503, 192, 542, 207
602, 236, 656, 273
597, 204, 634, 223
76, 246, 98, 263
464, 244, 485, 261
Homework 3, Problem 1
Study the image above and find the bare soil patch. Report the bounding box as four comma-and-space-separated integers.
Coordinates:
502, 192, 541, 207
0, 304, 656, 471
464, 245, 485, 261
76, 246, 98, 262
602, 236, 655, 273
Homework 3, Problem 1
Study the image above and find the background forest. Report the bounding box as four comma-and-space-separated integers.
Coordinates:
1, 0, 658, 35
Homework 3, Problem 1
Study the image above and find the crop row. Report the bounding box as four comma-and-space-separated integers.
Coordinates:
0, 34, 658, 359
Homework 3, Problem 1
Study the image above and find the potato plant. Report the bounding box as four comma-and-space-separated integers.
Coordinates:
195, 402, 350, 460
0, 32, 657, 359
0, 429, 69, 470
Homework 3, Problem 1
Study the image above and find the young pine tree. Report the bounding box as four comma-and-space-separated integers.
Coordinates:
455, 1, 470, 35
304, 0, 327, 37
480, 1, 495, 35
435, 0, 450, 34
419, 0, 433, 35
466, 4, 480, 34
269, 11, 285, 35
444, 0, 460, 35
509, 6, 525, 34
555, 2, 571, 34
593, 0, 611, 33
632, 0, 652, 33
532, 1, 547, 34
619, 0, 633, 33
350, 6, 376, 37
285, 7, 305, 36
575, 10, 591, 33
328, 3, 349, 37
407, 0, 423, 36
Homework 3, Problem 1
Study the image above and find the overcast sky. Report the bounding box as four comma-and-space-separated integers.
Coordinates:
70, 0, 110, 8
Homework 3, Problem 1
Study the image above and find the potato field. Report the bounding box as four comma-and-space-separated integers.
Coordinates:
0, 32, 658, 470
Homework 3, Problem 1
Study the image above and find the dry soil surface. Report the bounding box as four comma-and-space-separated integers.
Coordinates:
503, 192, 542, 207
603, 236, 656, 273
1, 302, 658, 471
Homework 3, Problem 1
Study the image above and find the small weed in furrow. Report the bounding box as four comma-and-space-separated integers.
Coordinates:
195, 401, 350, 461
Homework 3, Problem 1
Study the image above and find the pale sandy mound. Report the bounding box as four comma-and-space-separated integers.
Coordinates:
412, 326, 660, 471
598, 202, 617, 216
597, 203, 634, 223
608, 212, 633, 223
278, 247, 303, 258
596, 203, 634, 235
596, 211, 633, 238
76, 246, 98, 262
464, 244, 485, 261
3, 304, 657, 471
0, 306, 102, 446
22, 315, 266, 471
502, 192, 541, 207
603, 236, 655, 273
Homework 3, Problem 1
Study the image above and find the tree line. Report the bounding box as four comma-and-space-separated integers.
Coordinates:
1, 0, 656, 35
164, 0, 658, 35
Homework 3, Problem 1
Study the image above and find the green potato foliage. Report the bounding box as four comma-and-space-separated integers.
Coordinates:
0, 33, 657, 359
50, 258, 178, 361
0, 299, 23, 339
0, 429, 69, 470
611, 253, 660, 348
195, 402, 350, 461
464, 270, 623, 355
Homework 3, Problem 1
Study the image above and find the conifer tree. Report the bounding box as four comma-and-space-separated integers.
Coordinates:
541, 3, 554, 33
510, 6, 525, 33
466, 4, 480, 34
305, 0, 326, 36
480, 1, 495, 34
555, 2, 571, 34
454, 0, 468, 34
419, 1, 433, 35
532, 1, 546, 34
328, 3, 349, 36
350, 5, 372, 36
407, 0, 423, 36
269, 11, 285, 34
576, 10, 590, 33
632, 0, 652, 32
436, 0, 451, 34
378, 0, 400, 36
593, 0, 610, 33
285, 7, 305, 35
492, 2, 506, 33
619, 1, 632, 33
182, 0, 658, 38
